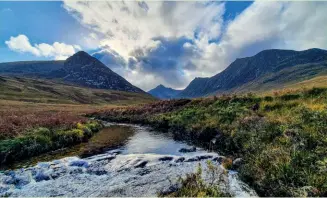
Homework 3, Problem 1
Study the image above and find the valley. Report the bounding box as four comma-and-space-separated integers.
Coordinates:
1, 49, 327, 197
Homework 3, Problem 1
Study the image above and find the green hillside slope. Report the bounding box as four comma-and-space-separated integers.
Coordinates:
0, 75, 155, 105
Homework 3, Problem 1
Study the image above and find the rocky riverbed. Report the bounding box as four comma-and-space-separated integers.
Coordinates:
0, 123, 257, 197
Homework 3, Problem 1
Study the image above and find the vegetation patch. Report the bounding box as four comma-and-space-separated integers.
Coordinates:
92, 87, 327, 196
0, 121, 103, 166
159, 161, 230, 197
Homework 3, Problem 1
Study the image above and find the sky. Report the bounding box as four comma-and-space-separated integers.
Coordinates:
1, 1, 327, 91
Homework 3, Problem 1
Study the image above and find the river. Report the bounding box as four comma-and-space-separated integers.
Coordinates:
0, 122, 257, 197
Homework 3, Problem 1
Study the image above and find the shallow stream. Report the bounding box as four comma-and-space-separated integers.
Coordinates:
0, 122, 257, 197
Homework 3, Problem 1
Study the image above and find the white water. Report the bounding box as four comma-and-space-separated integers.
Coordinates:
0, 123, 257, 197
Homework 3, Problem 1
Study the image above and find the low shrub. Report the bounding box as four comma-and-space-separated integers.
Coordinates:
279, 94, 301, 101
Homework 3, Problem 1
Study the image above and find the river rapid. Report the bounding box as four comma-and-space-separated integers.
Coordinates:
0, 122, 257, 197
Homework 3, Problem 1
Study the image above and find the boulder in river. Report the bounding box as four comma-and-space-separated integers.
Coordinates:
212, 156, 226, 164
232, 158, 243, 170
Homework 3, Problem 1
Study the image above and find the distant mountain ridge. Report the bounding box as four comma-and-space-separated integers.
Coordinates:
0, 61, 64, 76
0, 51, 144, 93
178, 48, 327, 98
148, 84, 182, 99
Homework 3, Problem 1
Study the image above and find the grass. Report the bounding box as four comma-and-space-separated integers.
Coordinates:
0, 75, 155, 104
0, 100, 122, 139
233, 61, 327, 94
92, 87, 327, 196
0, 121, 103, 165
159, 161, 230, 197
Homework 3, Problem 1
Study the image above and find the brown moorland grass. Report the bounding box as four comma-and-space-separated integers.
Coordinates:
0, 100, 124, 139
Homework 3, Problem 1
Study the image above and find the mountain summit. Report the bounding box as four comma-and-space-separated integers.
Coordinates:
148, 84, 182, 99
49, 51, 144, 93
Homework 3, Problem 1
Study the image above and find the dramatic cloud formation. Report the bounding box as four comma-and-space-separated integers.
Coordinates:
5, 34, 81, 60
63, 1, 327, 91
63, 1, 225, 89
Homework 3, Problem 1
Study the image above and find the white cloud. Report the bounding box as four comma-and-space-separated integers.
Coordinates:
5, 35, 40, 56
5, 34, 81, 60
64, 1, 224, 60
63, 1, 327, 90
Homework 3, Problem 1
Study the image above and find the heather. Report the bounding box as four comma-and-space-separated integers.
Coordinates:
92, 87, 327, 196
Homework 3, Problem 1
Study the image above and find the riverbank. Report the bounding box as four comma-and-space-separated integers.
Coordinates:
91, 87, 327, 197
0, 121, 103, 166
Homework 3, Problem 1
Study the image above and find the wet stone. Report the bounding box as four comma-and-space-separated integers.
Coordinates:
212, 156, 226, 163
69, 160, 89, 168
37, 162, 50, 169
34, 171, 51, 182
158, 156, 174, 161
87, 168, 108, 176
134, 161, 148, 168
175, 157, 185, 163
185, 157, 199, 162
0, 185, 10, 194
69, 167, 84, 175
137, 169, 151, 176
197, 155, 213, 160
179, 147, 196, 153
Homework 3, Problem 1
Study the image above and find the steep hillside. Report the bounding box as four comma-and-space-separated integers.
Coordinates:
179, 48, 327, 98
0, 75, 155, 105
234, 61, 327, 93
148, 84, 182, 99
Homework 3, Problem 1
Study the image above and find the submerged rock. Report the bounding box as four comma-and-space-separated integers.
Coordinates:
34, 170, 51, 182
175, 157, 185, 163
158, 156, 174, 161
179, 147, 196, 153
69, 160, 89, 168
134, 161, 148, 168
197, 155, 213, 160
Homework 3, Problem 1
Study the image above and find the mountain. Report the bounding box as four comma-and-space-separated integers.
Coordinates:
47, 51, 144, 93
0, 51, 145, 93
148, 84, 182, 99
179, 48, 327, 98
0, 75, 155, 104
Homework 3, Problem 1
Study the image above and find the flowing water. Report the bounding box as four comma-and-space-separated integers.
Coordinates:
0, 122, 257, 197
